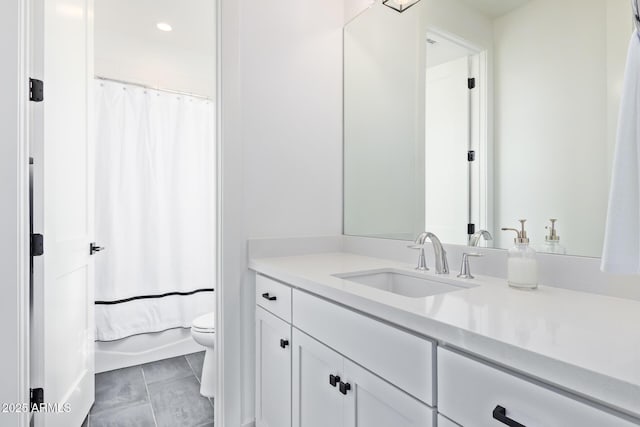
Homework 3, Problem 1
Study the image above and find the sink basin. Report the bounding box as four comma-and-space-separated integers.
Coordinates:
333, 269, 473, 298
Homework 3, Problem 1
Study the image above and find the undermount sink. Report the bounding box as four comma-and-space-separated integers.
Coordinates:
333, 269, 474, 298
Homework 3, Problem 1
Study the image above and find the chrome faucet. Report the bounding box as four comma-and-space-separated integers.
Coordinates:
458, 252, 482, 279
469, 230, 493, 247
408, 232, 449, 274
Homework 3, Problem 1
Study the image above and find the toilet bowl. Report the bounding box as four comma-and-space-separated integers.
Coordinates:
191, 312, 216, 398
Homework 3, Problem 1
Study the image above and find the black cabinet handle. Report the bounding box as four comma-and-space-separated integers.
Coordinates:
339, 381, 351, 395
329, 374, 340, 387
493, 405, 526, 427
262, 292, 277, 301
279, 339, 289, 349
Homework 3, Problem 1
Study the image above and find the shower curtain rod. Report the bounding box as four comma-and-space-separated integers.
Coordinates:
95, 76, 213, 101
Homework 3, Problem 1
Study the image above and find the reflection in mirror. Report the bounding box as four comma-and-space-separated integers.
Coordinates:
343, 0, 633, 257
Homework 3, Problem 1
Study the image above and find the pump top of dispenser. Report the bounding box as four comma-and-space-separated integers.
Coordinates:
545, 219, 560, 242
501, 219, 530, 244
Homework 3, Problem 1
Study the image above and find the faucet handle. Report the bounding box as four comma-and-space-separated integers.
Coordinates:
458, 252, 483, 279
407, 244, 429, 271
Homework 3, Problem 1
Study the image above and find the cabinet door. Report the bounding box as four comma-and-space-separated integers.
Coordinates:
292, 329, 345, 427
256, 307, 292, 427
343, 359, 435, 427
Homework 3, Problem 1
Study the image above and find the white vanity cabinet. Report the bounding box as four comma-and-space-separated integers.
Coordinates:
291, 329, 346, 427
254, 272, 639, 427
342, 358, 435, 427
255, 307, 292, 427
255, 273, 436, 427
255, 273, 295, 427
437, 347, 637, 427
292, 329, 435, 427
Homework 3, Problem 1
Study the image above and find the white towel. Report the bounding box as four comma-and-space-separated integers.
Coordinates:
601, 32, 640, 274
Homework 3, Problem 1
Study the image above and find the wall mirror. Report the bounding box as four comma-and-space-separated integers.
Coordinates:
343, 0, 634, 257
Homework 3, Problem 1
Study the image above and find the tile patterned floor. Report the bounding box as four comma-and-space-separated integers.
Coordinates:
83, 352, 213, 427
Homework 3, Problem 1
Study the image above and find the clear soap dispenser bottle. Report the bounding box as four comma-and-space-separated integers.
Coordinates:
501, 219, 538, 290
542, 219, 566, 255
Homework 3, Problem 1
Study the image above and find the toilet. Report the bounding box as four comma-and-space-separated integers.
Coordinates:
191, 312, 216, 398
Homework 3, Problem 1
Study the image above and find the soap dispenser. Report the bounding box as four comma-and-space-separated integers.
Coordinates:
542, 219, 566, 255
501, 219, 538, 290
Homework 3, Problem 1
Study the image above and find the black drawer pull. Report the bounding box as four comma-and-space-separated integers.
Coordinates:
329, 374, 340, 387
262, 292, 277, 301
279, 339, 289, 349
493, 405, 526, 427
339, 381, 351, 395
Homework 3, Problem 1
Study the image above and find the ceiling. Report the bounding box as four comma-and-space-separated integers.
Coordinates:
458, 0, 531, 18
95, 0, 216, 98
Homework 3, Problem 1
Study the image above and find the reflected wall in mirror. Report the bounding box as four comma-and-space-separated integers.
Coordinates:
343, 0, 633, 257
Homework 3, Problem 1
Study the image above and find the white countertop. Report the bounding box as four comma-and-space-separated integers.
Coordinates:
249, 252, 640, 419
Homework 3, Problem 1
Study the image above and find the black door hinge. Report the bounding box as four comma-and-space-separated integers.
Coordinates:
30, 388, 44, 408
467, 77, 476, 90
31, 234, 44, 257
468, 224, 476, 235
29, 78, 44, 102
467, 150, 476, 162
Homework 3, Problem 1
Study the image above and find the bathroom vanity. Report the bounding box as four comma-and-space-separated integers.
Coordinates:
251, 252, 640, 427
249, 0, 640, 425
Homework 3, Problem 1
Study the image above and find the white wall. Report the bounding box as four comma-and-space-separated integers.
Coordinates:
95, 0, 216, 98
241, 1, 344, 240
493, 0, 630, 256
219, 0, 345, 424
0, 0, 29, 425
345, 0, 375, 24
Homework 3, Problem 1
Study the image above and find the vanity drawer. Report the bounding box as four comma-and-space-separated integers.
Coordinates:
256, 274, 292, 322
293, 289, 435, 405
438, 347, 636, 427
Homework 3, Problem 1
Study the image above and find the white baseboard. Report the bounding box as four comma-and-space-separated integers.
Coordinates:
95, 328, 205, 373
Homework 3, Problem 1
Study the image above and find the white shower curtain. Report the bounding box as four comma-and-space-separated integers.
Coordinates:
94, 80, 216, 341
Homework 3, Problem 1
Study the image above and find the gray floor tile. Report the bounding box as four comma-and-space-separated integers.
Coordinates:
142, 356, 193, 385
92, 367, 148, 415
89, 402, 155, 427
148, 376, 214, 427
185, 352, 206, 381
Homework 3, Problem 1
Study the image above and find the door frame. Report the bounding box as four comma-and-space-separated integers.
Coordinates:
216, 0, 244, 426
1, 0, 30, 426
424, 27, 492, 241
5, 0, 227, 425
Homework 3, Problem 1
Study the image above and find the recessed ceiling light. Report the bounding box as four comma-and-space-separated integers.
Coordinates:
156, 22, 172, 32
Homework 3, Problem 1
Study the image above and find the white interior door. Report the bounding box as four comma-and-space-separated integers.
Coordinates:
425, 56, 470, 244
31, 0, 95, 425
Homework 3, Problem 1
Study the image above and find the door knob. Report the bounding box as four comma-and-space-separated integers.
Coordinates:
90, 242, 105, 255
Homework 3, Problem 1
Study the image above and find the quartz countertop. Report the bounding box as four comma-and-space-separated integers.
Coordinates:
249, 252, 640, 419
